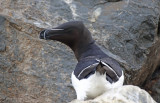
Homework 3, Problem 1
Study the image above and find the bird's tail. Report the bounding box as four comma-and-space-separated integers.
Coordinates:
96, 61, 119, 83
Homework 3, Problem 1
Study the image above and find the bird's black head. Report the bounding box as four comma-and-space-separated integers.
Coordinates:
39, 21, 94, 60
40, 21, 82, 40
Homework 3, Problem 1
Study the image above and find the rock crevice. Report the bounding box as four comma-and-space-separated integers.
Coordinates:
157, 17, 160, 37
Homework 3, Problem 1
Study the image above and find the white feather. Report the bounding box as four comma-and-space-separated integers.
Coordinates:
71, 71, 124, 100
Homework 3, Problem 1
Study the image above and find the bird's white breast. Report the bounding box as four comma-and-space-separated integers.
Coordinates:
71, 71, 124, 100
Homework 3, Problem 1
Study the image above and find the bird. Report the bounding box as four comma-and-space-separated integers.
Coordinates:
39, 21, 124, 100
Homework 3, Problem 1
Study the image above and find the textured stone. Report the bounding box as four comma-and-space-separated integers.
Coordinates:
70, 85, 156, 103
143, 50, 160, 103
0, 0, 160, 103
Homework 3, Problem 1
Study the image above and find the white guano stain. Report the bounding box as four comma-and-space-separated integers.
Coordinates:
90, 7, 102, 22
64, 0, 79, 19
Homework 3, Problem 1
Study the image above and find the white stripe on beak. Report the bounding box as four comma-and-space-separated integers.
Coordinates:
43, 29, 64, 40
44, 30, 47, 40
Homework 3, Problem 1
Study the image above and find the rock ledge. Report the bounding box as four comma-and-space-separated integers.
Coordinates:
70, 85, 156, 103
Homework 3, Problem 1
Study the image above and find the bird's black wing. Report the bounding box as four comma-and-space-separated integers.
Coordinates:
74, 57, 123, 83
74, 59, 99, 80
100, 57, 123, 77
97, 57, 123, 83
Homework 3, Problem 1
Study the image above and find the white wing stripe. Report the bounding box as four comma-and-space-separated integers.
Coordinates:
96, 59, 119, 78
101, 61, 119, 78
78, 63, 99, 78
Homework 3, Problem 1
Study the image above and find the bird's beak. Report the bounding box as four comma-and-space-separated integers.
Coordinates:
39, 29, 64, 40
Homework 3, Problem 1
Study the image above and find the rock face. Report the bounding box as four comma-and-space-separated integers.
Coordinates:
70, 85, 156, 103
0, 0, 160, 103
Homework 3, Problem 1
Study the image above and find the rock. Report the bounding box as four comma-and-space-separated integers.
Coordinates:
107, 0, 122, 2
143, 60, 160, 103
0, 0, 160, 102
0, 15, 76, 103
0, 16, 6, 52
70, 85, 156, 103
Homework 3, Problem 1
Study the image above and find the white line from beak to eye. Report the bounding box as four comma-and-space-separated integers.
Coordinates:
43, 29, 64, 39
50, 29, 64, 30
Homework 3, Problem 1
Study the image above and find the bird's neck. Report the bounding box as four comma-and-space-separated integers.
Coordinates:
68, 27, 94, 61
74, 42, 106, 61
73, 41, 94, 60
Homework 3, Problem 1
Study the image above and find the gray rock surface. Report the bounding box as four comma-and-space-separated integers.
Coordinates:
0, 0, 160, 103
144, 53, 160, 103
70, 85, 156, 103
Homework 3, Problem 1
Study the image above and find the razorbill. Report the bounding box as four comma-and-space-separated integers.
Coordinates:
39, 21, 124, 100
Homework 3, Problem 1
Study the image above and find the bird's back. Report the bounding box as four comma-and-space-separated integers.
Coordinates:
74, 43, 123, 82
72, 43, 124, 100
